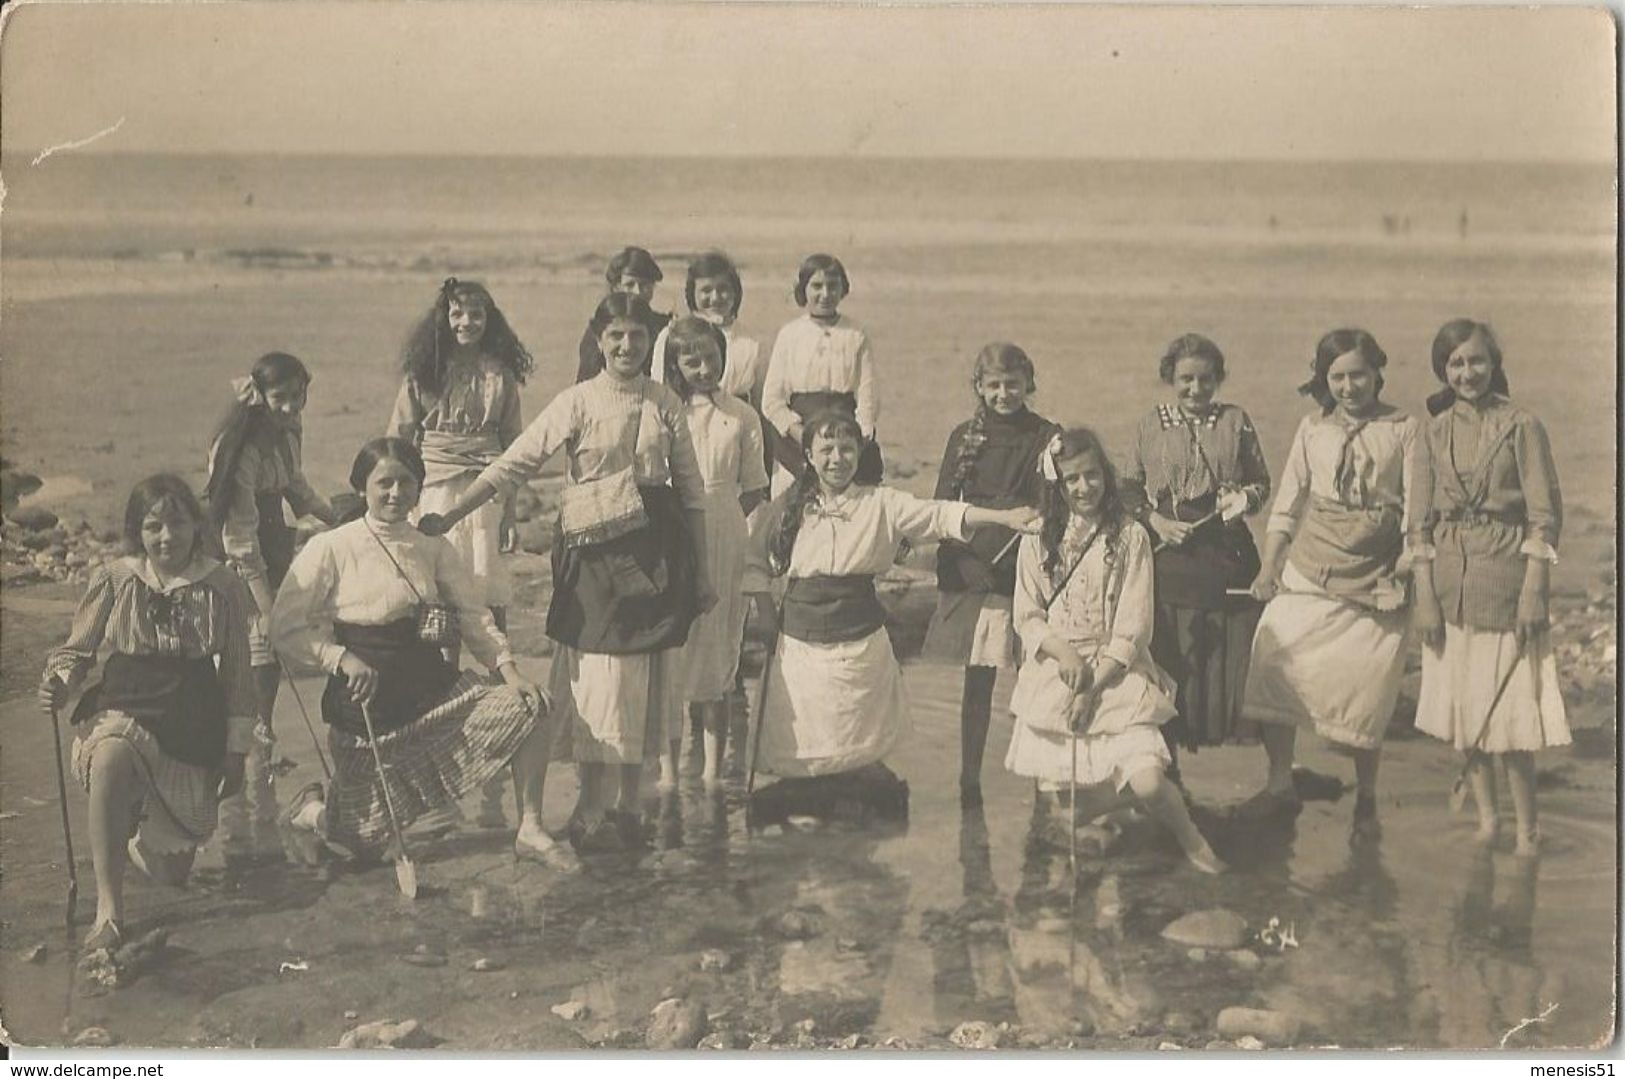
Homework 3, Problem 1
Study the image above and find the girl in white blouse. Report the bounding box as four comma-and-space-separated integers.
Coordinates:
744, 411, 1034, 785
422, 294, 715, 855
761, 254, 882, 491
1006, 429, 1226, 874
272, 439, 551, 866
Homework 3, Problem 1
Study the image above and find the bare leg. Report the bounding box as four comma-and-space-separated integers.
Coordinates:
1468, 751, 1499, 843
510, 713, 565, 856
86, 739, 141, 929
1350, 746, 1382, 843
477, 607, 510, 827
699, 699, 727, 788
659, 739, 680, 791
1127, 766, 1226, 874
1504, 750, 1539, 855
1260, 722, 1296, 795
960, 665, 996, 793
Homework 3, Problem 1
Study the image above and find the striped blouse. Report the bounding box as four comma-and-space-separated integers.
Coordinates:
44, 556, 259, 753
219, 426, 328, 585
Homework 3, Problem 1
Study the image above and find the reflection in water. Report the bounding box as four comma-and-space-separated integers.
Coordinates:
1422, 851, 1552, 1049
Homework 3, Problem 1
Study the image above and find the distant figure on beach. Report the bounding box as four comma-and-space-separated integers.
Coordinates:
204, 352, 339, 860
921, 343, 1059, 806
272, 439, 549, 866
576, 246, 671, 382
1123, 335, 1270, 762
662, 317, 770, 787
762, 254, 882, 491
745, 411, 1036, 791
1409, 320, 1568, 856
40, 475, 259, 949
1004, 428, 1225, 874
1459, 208, 1470, 239
424, 294, 715, 857
1238, 329, 1418, 843
389, 277, 534, 829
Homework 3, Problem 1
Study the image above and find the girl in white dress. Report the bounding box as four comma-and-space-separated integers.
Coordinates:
663, 317, 771, 786
1240, 329, 1420, 843
1006, 428, 1225, 874
744, 412, 1035, 782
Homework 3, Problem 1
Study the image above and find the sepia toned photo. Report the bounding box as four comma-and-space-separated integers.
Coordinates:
0, 0, 1617, 1057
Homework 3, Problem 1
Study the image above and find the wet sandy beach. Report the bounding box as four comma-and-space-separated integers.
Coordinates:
1, 562, 1615, 1051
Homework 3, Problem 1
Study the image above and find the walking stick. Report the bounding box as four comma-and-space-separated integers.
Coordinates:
1448, 643, 1526, 815
48, 702, 79, 926
745, 597, 781, 827
358, 702, 418, 899
282, 671, 333, 782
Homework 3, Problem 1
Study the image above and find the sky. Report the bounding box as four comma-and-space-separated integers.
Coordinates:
0, 1, 1617, 162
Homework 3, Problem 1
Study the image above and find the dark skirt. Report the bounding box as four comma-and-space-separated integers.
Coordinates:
321, 619, 459, 737
1149, 494, 1263, 748
547, 484, 698, 655
75, 652, 227, 767
257, 492, 295, 590
772, 390, 884, 484
782, 575, 886, 643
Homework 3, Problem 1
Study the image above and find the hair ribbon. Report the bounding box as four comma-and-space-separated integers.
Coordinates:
231, 374, 266, 409
1039, 432, 1063, 482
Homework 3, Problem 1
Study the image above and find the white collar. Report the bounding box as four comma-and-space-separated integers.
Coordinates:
126, 553, 220, 593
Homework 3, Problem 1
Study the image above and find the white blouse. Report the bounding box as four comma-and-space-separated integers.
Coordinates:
761, 314, 877, 439
270, 516, 513, 676
1013, 517, 1156, 673
652, 322, 766, 404
686, 393, 770, 496
744, 485, 967, 590
1267, 408, 1419, 536
476, 372, 706, 511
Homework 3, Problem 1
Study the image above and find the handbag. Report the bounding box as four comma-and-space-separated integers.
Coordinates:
365, 521, 460, 646
558, 388, 652, 549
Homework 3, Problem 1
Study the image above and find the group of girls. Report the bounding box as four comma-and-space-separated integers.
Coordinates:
38, 242, 1570, 948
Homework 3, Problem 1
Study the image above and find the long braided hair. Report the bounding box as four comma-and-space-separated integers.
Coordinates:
947, 342, 1038, 498
399, 277, 533, 396
766, 410, 867, 577
1037, 427, 1126, 584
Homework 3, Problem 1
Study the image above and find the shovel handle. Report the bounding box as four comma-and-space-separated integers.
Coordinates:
48, 703, 79, 926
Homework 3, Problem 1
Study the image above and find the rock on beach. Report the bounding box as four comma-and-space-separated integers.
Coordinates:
1160, 909, 1248, 950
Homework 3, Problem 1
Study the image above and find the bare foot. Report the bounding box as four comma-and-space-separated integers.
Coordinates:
515, 824, 579, 870
1473, 820, 1500, 845
1514, 830, 1541, 858
1185, 844, 1228, 875
702, 770, 724, 790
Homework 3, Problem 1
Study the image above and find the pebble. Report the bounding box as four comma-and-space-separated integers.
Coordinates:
401, 952, 448, 967
470, 957, 505, 972
646, 996, 709, 1050
1186, 948, 1208, 962
73, 1026, 116, 1047
550, 1001, 590, 1022
9, 505, 58, 531
948, 1020, 1003, 1050
1161, 909, 1248, 950
336, 1018, 434, 1050
775, 910, 819, 940
698, 948, 732, 972
1226, 949, 1263, 972
1235, 1035, 1266, 1051
1158, 1041, 1183, 1051
1216, 1006, 1302, 1046
24, 944, 47, 963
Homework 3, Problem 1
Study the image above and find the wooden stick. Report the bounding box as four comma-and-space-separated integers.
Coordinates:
48, 702, 78, 927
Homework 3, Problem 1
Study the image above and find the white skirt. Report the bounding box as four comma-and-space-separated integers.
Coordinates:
678, 488, 750, 703
757, 627, 910, 777
922, 591, 1018, 670
1242, 563, 1411, 749
1414, 624, 1570, 752
1006, 650, 1176, 786
549, 645, 682, 764
418, 471, 511, 608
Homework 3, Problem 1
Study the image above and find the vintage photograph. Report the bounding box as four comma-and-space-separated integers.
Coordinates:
0, 0, 1617, 1055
